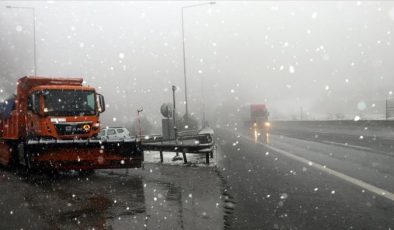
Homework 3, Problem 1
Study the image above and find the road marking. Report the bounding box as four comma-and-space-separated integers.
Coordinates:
272, 133, 372, 151
270, 134, 394, 158
240, 135, 394, 202
321, 140, 372, 151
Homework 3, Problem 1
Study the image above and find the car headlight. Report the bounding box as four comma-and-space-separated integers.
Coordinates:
264, 122, 271, 127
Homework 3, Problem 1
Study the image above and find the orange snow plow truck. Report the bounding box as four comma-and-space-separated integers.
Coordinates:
0, 76, 143, 171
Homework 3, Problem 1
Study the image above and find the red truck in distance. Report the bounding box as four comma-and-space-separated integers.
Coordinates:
249, 104, 270, 143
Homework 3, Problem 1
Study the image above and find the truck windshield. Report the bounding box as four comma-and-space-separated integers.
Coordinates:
42, 90, 96, 116
251, 110, 268, 119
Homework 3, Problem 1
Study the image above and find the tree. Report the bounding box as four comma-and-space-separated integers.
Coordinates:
176, 114, 199, 131
130, 116, 154, 136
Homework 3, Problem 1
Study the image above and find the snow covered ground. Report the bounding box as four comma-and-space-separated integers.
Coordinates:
144, 150, 217, 167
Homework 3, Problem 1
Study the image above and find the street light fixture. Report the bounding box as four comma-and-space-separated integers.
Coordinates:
181, 1, 215, 124
6, 5, 37, 76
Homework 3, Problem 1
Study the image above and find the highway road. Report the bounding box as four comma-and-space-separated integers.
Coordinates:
215, 126, 394, 229
1, 122, 394, 229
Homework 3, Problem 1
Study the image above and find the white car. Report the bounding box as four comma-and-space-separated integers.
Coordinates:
99, 127, 132, 141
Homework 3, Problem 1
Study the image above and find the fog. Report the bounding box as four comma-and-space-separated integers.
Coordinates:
1, 1, 394, 127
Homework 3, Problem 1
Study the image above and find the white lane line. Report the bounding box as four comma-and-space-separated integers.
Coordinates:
321, 140, 372, 151
240, 135, 394, 202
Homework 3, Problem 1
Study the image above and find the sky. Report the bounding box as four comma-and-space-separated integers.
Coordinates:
1, 1, 394, 127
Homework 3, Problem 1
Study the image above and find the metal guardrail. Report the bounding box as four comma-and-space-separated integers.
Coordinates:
178, 129, 199, 137
25, 129, 216, 164
141, 129, 215, 164
137, 134, 162, 142
271, 120, 394, 128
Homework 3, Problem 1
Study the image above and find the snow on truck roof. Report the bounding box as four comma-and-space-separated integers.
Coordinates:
250, 104, 267, 111
18, 76, 84, 90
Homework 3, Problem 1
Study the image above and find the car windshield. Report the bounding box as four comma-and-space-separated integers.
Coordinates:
42, 90, 96, 116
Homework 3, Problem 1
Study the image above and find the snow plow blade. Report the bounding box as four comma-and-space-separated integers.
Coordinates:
24, 139, 144, 170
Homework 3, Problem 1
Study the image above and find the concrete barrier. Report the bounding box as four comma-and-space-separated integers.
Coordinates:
270, 120, 394, 138
272, 120, 394, 128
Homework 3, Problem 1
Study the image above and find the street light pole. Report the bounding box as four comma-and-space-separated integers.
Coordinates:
181, 1, 215, 124
172, 85, 178, 141
137, 107, 143, 138
201, 74, 206, 128
6, 5, 37, 76
181, 8, 188, 123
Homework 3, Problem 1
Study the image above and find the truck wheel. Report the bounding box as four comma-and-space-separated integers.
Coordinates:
8, 143, 19, 168
16, 143, 32, 176
17, 143, 26, 166
24, 152, 32, 171
18, 143, 32, 171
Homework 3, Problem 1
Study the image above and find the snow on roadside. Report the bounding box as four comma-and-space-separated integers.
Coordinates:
104, 163, 224, 229
144, 150, 217, 167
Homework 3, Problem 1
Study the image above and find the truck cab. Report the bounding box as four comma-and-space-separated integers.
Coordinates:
0, 76, 143, 170
1, 76, 106, 141
25, 80, 106, 140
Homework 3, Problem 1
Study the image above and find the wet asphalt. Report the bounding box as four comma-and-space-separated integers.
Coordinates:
0, 162, 223, 230
2, 124, 394, 229
215, 128, 394, 230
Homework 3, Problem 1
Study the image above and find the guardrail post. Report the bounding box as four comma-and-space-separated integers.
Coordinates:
182, 151, 187, 163
206, 152, 210, 164
160, 151, 163, 163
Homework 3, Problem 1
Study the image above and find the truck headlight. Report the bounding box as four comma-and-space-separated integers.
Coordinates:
264, 122, 271, 127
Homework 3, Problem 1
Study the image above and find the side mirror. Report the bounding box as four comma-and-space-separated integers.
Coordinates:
97, 94, 106, 113
29, 94, 40, 114
28, 95, 33, 111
